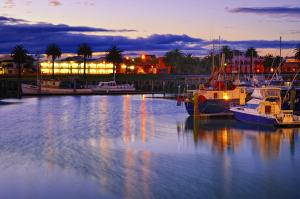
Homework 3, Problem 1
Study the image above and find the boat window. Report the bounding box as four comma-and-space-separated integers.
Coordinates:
246, 104, 259, 109
265, 106, 271, 114
214, 93, 218, 99
266, 97, 280, 102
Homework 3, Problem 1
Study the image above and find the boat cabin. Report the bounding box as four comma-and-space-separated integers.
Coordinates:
41, 80, 61, 88
98, 81, 117, 87
251, 87, 281, 99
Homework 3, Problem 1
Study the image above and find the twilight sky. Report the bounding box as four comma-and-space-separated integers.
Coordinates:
1, 0, 300, 56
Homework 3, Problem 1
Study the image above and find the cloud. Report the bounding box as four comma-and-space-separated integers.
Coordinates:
220, 40, 298, 50
0, 16, 299, 55
0, 16, 28, 23
0, 16, 135, 33
49, 0, 62, 7
3, 0, 15, 8
228, 6, 300, 18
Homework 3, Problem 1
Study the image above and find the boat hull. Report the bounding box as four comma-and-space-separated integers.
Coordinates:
231, 108, 277, 126
21, 84, 92, 95
184, 99, 240, 116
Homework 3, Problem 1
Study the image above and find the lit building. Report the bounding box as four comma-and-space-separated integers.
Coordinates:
0, 54, 171, 75
40, 59, 115, 75
124, 54, 171, 74
282, 58, 300, 73
0, 56, 18, 75
226, 54, 264, 74
0, 55, 36, 75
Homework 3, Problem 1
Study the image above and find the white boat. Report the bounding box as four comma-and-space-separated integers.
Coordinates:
230, 87, 300, 127
22, 80, 92, 95
91, 81, 135, 93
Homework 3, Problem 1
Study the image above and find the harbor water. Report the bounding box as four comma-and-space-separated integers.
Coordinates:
0, 96, 299, 199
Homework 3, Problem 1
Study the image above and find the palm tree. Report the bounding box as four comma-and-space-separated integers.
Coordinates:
46, 44, 62, 79
11, 45, 28, 97
11, 45, 28, 79
105, 45, 123, 81
165, 49, 184, 73
245, 47, 258, 74
221, 46, 233, 62
77, 43, 92, 78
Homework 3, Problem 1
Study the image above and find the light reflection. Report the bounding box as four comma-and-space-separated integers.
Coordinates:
140, 98, 147, 143
124, 148, 134, 199
178, 117, 299, 159
123, 95, 132, 144
142, 151, 151, 199
98, 97, 111, 192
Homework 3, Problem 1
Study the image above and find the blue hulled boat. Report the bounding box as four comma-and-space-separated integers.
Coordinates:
230, 87, 300, 127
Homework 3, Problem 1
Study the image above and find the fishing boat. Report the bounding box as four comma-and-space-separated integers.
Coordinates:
184, 42, 248, 116
91, 81, 135, 93
184, 85, 247, 116
230, 87, 300, 127
22, 80, 92, 95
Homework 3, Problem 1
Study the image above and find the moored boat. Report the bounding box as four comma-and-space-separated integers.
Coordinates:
184, 85, 247, 116
22, 80, 92, 95
230, 87, 300, 127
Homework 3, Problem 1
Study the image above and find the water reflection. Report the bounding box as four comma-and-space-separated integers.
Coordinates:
141, 97, 147, 143
178, 116, 299, 159
0, 96, 300, 199
123, 95, 131, 144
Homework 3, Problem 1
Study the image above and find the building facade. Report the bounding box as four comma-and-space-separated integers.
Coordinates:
225, 54, 265, 74
40, 55, 171, 75
0, 56, 18, 75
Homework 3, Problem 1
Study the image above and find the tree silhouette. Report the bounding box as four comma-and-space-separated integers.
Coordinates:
222, 46, 233, 62
78, 43, 92, 79
245, 47, 258, 74
164, 49, 184, 73
46, 44, 62, 79
11, 45, 28, 78
105, 45, 123, 81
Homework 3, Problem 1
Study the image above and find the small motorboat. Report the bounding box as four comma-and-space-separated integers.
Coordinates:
230, 87, 300, 127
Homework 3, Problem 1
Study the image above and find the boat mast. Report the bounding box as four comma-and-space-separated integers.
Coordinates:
218, 36, 221, 69
212, 41, 215, 73
279, 36, 282, 74
238, 50, 241, 81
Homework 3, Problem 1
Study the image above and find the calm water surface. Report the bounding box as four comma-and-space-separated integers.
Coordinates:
0, 96, 299, 199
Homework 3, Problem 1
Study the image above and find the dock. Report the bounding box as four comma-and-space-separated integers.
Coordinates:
22, 91, 166, 96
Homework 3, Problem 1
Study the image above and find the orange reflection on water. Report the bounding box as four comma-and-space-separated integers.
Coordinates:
123, 95, 131, 144
141, 98, 147, 143
98, 96, 111, 191
179, 118, 299, 159
142, 151, 151, 199
124, 148, 134, 199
